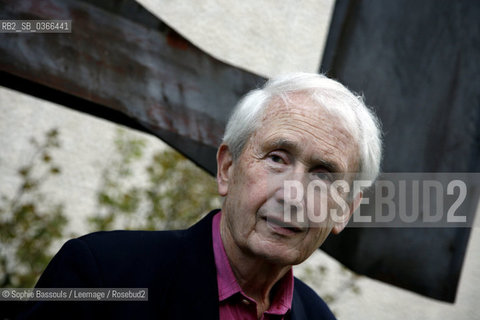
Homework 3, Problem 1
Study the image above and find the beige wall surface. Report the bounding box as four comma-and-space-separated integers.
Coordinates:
0, 86, 163, 240
135, 0, 335, 78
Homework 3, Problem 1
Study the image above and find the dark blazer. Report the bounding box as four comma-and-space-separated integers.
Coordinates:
18, 210, 336, 319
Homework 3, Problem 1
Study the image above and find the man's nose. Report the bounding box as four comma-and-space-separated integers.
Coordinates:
289, 164, 311, 187
273, 165, 310, 202
272, 167, 311, 225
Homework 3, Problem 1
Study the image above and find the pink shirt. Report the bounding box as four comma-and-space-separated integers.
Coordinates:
212, 212, 294, 320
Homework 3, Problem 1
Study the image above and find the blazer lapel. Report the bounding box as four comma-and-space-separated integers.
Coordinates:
165, 210, 220, 320
289, 286, 306, 320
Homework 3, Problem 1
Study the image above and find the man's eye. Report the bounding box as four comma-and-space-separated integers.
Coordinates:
312, 172, 331, 181
268, 154, 286, 164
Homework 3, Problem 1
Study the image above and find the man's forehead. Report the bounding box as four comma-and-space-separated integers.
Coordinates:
261, 93, 321, 118
259, 94, 346, 136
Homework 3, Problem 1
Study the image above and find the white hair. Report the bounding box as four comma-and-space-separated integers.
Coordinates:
222, 73, 383, 190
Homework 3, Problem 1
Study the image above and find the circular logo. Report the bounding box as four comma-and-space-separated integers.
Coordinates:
2, 290, 10, 298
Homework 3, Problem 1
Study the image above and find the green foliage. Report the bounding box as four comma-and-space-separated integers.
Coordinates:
0, 127, 220, 288
88, 129, 221, 231
0, 129, 67, 288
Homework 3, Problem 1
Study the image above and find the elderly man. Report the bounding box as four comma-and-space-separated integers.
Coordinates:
22, 73, 381, 319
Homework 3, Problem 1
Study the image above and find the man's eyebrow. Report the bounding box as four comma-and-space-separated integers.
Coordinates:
312, 158, 341, 173
267, 139, 299, 152
265, 138, 342, 173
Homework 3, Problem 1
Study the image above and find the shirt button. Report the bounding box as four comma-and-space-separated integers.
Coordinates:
241, 298, 251, 305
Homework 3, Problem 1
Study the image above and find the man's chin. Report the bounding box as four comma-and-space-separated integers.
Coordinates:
248, 238, 305, 266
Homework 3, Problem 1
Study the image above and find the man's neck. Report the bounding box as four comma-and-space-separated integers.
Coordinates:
219, 215, 292, 310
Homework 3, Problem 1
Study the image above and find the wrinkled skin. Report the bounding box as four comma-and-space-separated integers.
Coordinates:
217, 94, 361, 268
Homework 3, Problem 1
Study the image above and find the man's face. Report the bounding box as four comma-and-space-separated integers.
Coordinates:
217, 94, 360, 266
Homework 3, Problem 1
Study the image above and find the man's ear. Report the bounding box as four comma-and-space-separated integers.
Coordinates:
216, 144, 233, 196
331, 191, 363, 235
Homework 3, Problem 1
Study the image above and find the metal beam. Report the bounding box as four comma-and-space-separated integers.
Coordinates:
0, 0, 264, 173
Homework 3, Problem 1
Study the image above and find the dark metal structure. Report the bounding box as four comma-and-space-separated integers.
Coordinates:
1, 0, 479, 302
0, 0, 263, 174
321, 0, 480, 302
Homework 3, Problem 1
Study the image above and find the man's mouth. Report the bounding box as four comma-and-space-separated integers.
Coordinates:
262, 216, 304, 235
